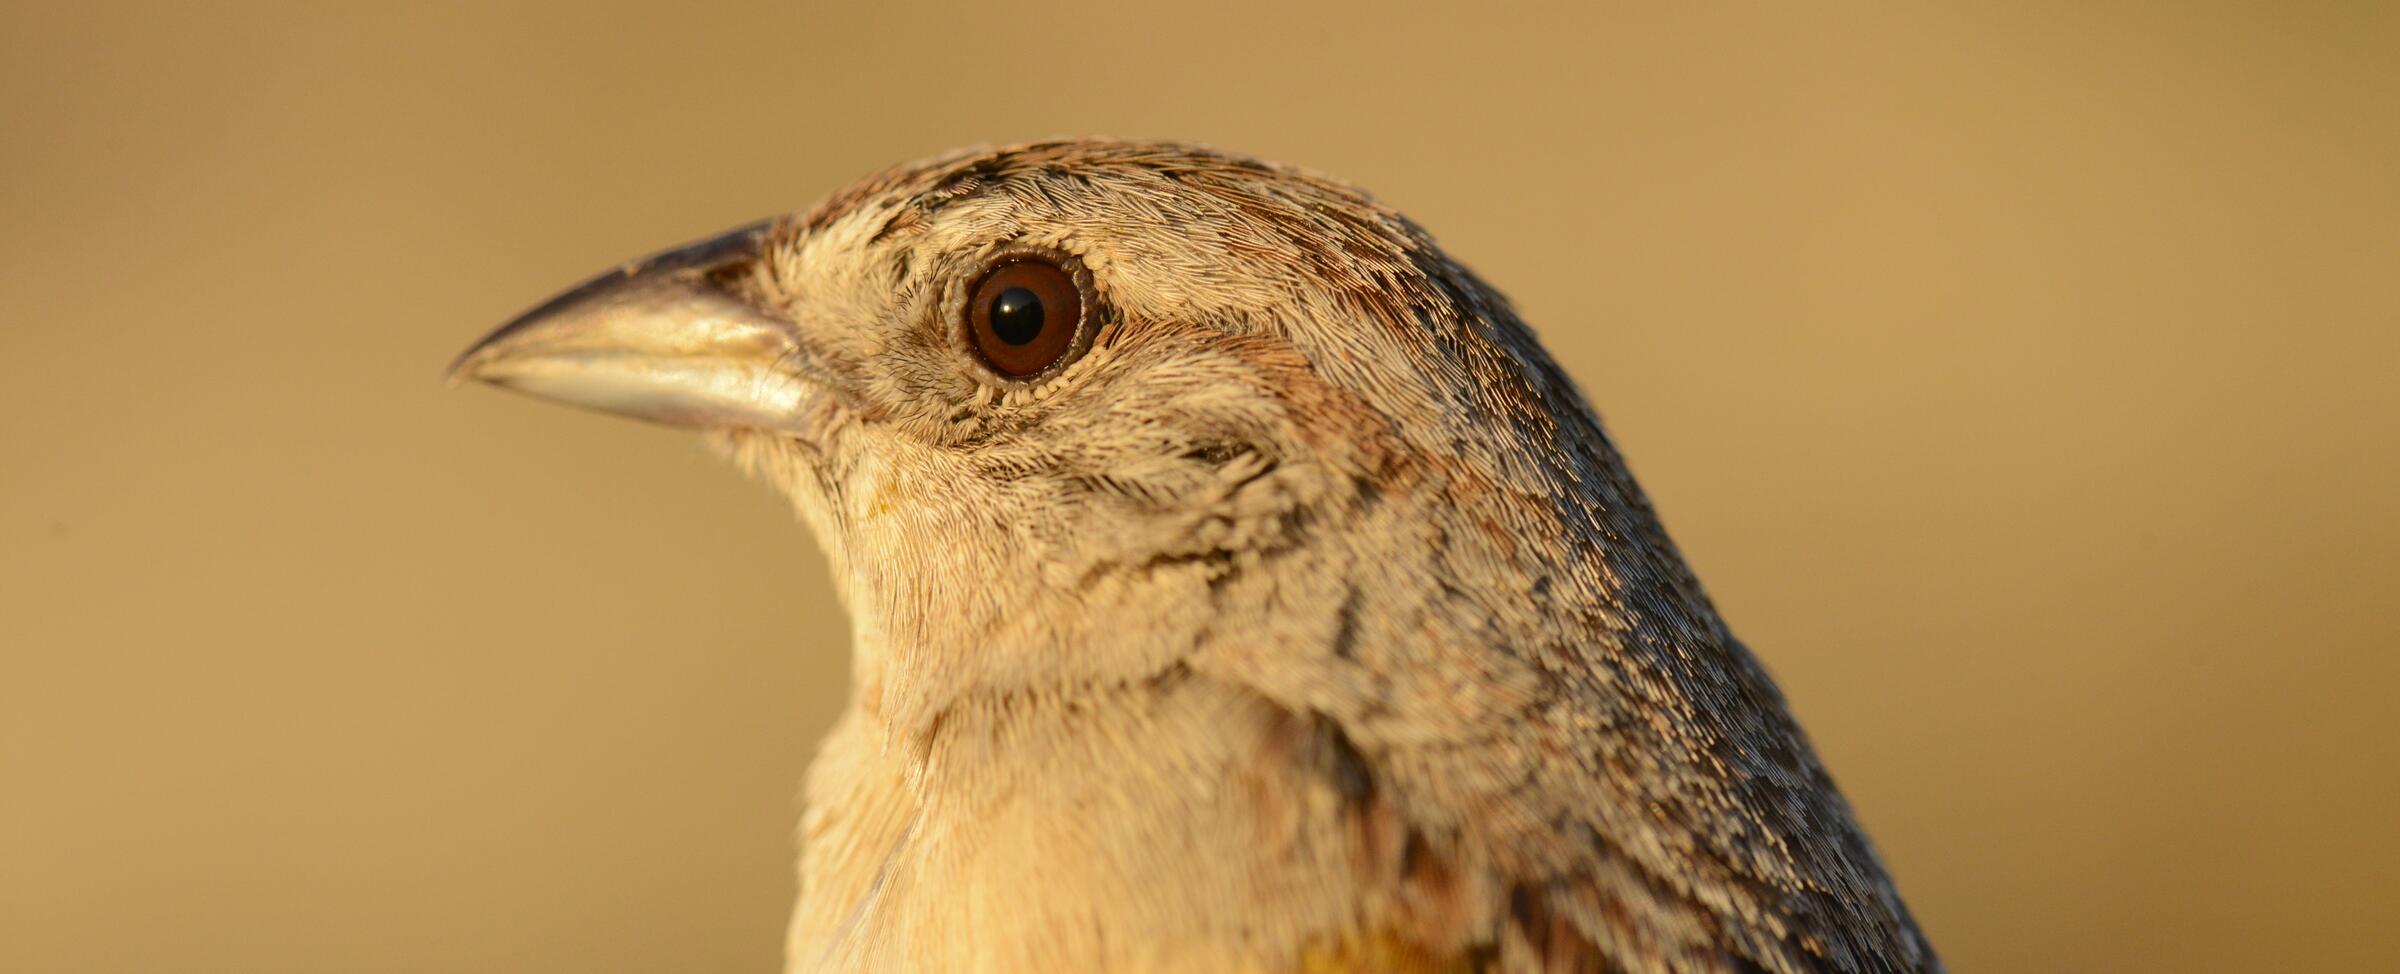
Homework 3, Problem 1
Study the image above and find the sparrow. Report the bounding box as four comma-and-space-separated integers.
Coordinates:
450, 140, 1940, 974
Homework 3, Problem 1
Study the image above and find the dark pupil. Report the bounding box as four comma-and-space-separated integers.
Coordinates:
989, 287, 1045, 346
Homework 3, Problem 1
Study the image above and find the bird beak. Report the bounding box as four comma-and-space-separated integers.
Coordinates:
447, 220, 814, 432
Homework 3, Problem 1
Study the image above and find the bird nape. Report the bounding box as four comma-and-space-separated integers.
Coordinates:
450, 140, 1941, 974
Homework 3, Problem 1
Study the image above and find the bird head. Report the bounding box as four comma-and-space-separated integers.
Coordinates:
452, 140, 1684, 739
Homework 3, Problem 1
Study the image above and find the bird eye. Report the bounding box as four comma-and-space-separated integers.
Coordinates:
967, 257, 1084, 378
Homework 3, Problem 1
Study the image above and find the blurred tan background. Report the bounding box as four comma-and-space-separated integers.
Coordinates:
4, 2, 2395, 971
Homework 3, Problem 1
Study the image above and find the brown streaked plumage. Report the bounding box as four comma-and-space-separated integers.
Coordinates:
450, 140, 1941, 973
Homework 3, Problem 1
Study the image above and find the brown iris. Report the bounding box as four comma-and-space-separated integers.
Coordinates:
967, 258, 1084, 378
